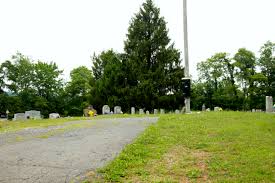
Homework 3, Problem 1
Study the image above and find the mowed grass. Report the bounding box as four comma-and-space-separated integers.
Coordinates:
0, 117, 90, 133
89, 112, 275, 182
0, 114, 149, 134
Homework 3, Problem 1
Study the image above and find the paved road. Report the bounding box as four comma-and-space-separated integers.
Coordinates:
0, 117, 158, 183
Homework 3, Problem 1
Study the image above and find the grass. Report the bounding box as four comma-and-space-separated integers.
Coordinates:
87, 112, 275, 182
0, 117, 90, 134
0, 114, 154, 134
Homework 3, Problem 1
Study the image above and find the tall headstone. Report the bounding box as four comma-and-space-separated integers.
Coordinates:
146, 110, 150, 115
160, 109, 165, 114
266, 96, 273, 113
114, 106, 122, 114
102, 105, 110, 115
202, 104, 206, 111
131, 107, 135, 115
153, 109, 158, 115
139, 109, 144, 115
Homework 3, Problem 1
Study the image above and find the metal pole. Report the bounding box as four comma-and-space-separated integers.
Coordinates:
183, 0, 191, 113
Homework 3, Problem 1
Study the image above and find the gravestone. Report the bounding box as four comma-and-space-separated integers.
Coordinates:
160, 109, 165, 114
102, 105, 110, 115
266, 96, 273, 113
175, 110, 180, 114
83, 109, 89, 117
13, 113, 26, 121
146, 110, 150, 115
256, 109, 262, 112
25, 110, 41, 119
252, 109, 256, 113
154, 109, 158, 115
114, 106, 122, 114
181, 107, 186, 113
139, 109, 144, 115
214, 107, 220, 112
202, 104, 206, 111
49, 113, 60, 119
131, 107, 135, 115
206, 108, 211, 112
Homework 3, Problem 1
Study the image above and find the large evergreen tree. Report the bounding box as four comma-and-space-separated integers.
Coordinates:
124, 0, 184, 110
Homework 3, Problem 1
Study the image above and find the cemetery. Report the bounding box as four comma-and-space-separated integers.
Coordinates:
0, 0, 274, 182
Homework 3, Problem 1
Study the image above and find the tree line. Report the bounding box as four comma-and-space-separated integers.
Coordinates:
0, 0, 274, 118
192, 42, 275, 111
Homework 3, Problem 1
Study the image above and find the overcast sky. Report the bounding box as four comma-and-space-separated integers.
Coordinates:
0, 0, 274, 80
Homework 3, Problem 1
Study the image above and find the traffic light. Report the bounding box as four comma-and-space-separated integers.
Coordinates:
182, 78, 191, 97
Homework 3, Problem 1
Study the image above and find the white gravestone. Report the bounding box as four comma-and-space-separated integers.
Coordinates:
146, 110, 150, 115
160, 109, 165, 114
25, 110, 41, 119
175, 110, 180, 114
154, 109, 158, 115
131, 107, 135, 115
13, 113, 26, 121
114, 106, 122, 114
102, 105, 110, 115
49, 113, 60, 119
139, 109, 144, 115
266, 96, 273, 113
202, 104, 206, 111
214, 107, 220, 112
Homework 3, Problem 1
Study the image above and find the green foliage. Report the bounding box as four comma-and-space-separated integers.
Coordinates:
0, 53, 64, 117
65, 66, 93, 116
259, 41, 275, 96
194, 42, 275, 111
123, 0, 184, 110
90, 0, 184, 112
91, 50, 124, 110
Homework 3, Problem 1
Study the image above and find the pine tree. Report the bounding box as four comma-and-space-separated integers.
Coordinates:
124, 0, 184, 110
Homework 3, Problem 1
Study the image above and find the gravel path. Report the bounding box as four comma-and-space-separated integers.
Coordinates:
0, 117, 158, 183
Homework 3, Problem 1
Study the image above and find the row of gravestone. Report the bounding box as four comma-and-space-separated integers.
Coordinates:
132, 108, 181, 115
102, 105, 123, 115
13, 111, 60, 121
102, 105, 182, 115
201, 96, 275, 113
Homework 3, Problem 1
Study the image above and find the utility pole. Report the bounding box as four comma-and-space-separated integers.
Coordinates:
183, 0, 191, 113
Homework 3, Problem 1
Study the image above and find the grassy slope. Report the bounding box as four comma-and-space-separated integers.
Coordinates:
92, 112, 275, 182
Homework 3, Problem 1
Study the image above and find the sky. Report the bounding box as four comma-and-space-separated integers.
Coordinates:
0, 0, 275, 81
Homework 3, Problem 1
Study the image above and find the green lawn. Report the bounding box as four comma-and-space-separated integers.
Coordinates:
0, 117, 88, 133
88, 112, 275, 182
0, 114, 146, 134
